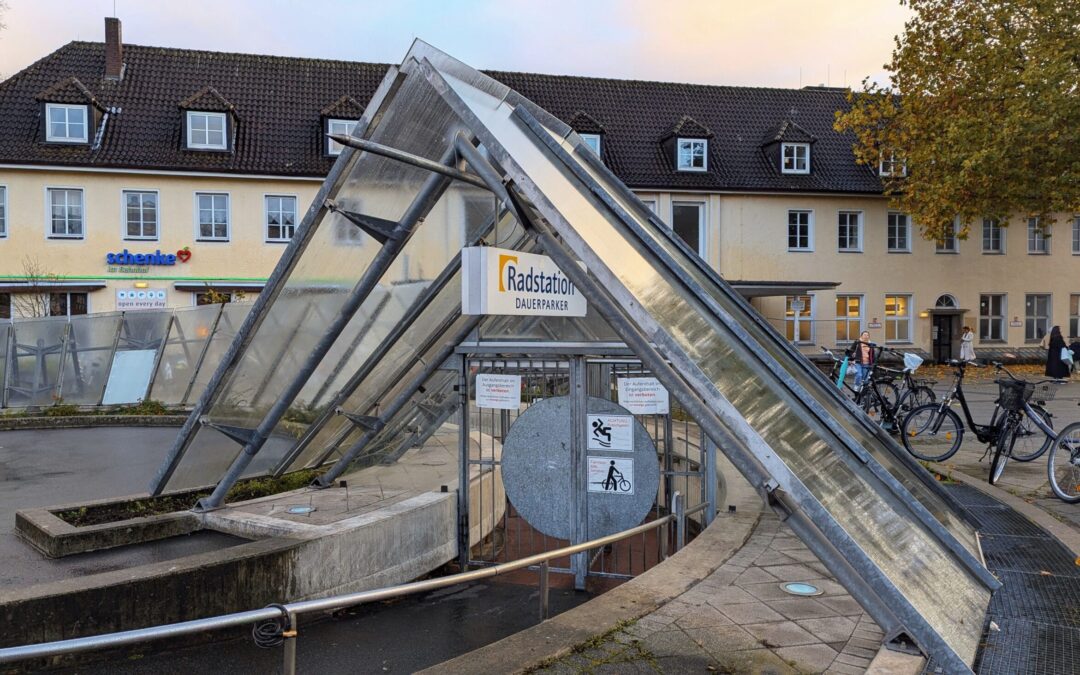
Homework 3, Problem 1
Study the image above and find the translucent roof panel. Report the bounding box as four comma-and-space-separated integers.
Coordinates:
407, 43, 990, 670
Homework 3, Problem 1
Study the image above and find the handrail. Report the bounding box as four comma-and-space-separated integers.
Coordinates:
0, 510, 681, 666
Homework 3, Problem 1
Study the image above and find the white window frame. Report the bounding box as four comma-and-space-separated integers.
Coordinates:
936, 219, 959, 253
787, 209, 814, 252
186, 111, 228, 150
887, 212, 910, 252
45, 103, 89, 143
326, 118, 357, 156
670, 200, 707, 257
979, 294, 1007, 342
981, 218, 1004, 254
837, 210, 863, 252
835, 294, 864, 344
1027, 217, 1050, 254
1072, 215, 1080, 255
781, 143, 810, 174
121, 189, 160, 241
580, 133, 601, 157
884, 293, 912, 343
639, 198, 658, 214
784, 294, 814, 345
878, 152, 907, 177
1025, 293, 1052, 342
264, 194, 298, 243
194, 192, 230, 241
48, 291, 89, 317
1070, 294, 1080, 339
0, 185, 6, 238
676, 138, 707, 172
45, 186, 85, 239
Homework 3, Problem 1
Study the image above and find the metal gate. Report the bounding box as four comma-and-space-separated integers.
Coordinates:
459, 355, 715, 587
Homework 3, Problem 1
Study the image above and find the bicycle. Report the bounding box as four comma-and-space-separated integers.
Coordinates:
1047, 419, 1080, 503
900, 360, 1056, 478
825, 346, 935, 433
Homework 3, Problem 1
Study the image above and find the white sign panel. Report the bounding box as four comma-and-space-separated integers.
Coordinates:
617, 377, 670, 415
116, 288, 167, 311
587, 414, 633, 451
588, 457, 635, 495
475, 373, 522, 409
101, 349, 158, 404
462, 246, 587, 317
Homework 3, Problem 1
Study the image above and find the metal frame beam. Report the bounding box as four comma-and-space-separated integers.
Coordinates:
194, 143, 461, 511
150, 65, 408, 495
326, 134, 488, 189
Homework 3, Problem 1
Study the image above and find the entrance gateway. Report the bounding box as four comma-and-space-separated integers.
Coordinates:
150, 42, 995, 672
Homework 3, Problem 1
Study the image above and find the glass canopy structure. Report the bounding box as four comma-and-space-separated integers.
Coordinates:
151, 42, 994, 671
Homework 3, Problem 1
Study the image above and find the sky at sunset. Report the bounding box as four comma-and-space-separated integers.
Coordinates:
0, 0, 910, 89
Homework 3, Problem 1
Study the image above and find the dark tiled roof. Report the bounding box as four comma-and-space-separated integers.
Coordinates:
0, 41, 884, 193
761, 119, 816, 145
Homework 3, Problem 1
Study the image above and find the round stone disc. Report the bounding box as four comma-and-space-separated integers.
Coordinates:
501, 396, 660, 540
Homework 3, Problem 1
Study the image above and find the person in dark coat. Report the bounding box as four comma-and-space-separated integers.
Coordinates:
1044, 325, 1071, 378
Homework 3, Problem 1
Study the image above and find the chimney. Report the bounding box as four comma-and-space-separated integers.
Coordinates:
104, 17, 123, 80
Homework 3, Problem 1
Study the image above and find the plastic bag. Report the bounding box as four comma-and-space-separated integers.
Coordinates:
1061, 347, 1074, 363
903, 353, 924, 372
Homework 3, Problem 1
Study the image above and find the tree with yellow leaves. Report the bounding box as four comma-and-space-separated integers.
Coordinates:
835, 0, 1079, 241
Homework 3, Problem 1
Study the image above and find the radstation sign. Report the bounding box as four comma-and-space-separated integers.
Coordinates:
462, 246, 586, 317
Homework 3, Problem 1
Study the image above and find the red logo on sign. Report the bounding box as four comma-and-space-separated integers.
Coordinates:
176, 247, 192, 263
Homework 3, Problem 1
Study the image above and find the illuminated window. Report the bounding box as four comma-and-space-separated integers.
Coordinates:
835, 295, 863, 343
885, 294, 911, 342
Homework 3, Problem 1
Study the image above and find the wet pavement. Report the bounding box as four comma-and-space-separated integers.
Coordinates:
0, 427, 250, 587
59, 579, 591, 675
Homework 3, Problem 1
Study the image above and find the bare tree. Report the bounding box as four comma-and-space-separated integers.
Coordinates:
12, 256, 56, 318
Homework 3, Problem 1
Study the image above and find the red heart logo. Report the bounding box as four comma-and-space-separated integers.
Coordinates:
176, 249, 191, 263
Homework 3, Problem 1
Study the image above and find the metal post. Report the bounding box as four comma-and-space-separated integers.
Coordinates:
674, 491, 685, 552
316, 316, 483, 487
51, 323, 72, 402
569, 356, 588, 591
96, 316, 126, 405
458, 358, 471, 571
195, 150, 459, 511
143, 314, 175, 399
282, 611, 298, 675
704, 435, 718, 527
663, 413, 674, 513
538, 561, 550, 620
2, 324, 15, 408
180, 303, 225, 406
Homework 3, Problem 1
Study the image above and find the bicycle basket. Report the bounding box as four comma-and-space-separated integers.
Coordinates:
903, 353, 924, 372
1031, 381, 1060, 402
996, 379, 1033, 411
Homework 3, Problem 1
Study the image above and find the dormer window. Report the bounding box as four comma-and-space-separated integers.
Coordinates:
186, 111, 227, 150
327, 119, 357, 156
580, 133, 601, 157
781, 143, 810, 174
879, 152, 907, 177
676, 139, 707, 172
46, 104, 88, 143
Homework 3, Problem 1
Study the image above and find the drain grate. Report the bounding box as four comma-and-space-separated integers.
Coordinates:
967, 506, 1051, 537
933, 483, 1080, 674
980, 534, 1080, 578
973, 617, 1080, 675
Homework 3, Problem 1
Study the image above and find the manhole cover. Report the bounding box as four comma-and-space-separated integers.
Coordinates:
287, 505, 317, 515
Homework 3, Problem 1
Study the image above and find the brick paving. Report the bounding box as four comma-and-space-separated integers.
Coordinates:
533, 515, 885, 674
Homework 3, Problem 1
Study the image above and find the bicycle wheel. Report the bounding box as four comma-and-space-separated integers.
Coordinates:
876, 381, 899, 411
1010, 404, 1054, 462
989, 418, 1017, 485
901, 404, 963, 462
618, 478, 631, 492
1047, 421, 1080, 503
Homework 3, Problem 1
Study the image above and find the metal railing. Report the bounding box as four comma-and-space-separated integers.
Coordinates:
0, 494, 695, 673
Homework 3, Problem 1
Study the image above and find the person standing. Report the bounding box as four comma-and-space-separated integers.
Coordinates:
959, 326, 976, 362
846, 330, 875, 390
1044, 325, 1071, 378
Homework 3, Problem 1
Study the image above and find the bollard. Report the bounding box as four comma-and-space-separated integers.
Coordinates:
282, 611, 298, 675
674, 491, 686, 552
539, 561, 550, 620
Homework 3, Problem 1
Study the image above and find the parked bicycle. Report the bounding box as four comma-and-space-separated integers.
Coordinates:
900, 360, 1057, 482
823, 346, 935, 432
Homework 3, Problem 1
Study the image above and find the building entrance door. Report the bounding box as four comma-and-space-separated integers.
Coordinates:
932, 315, 955, 363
